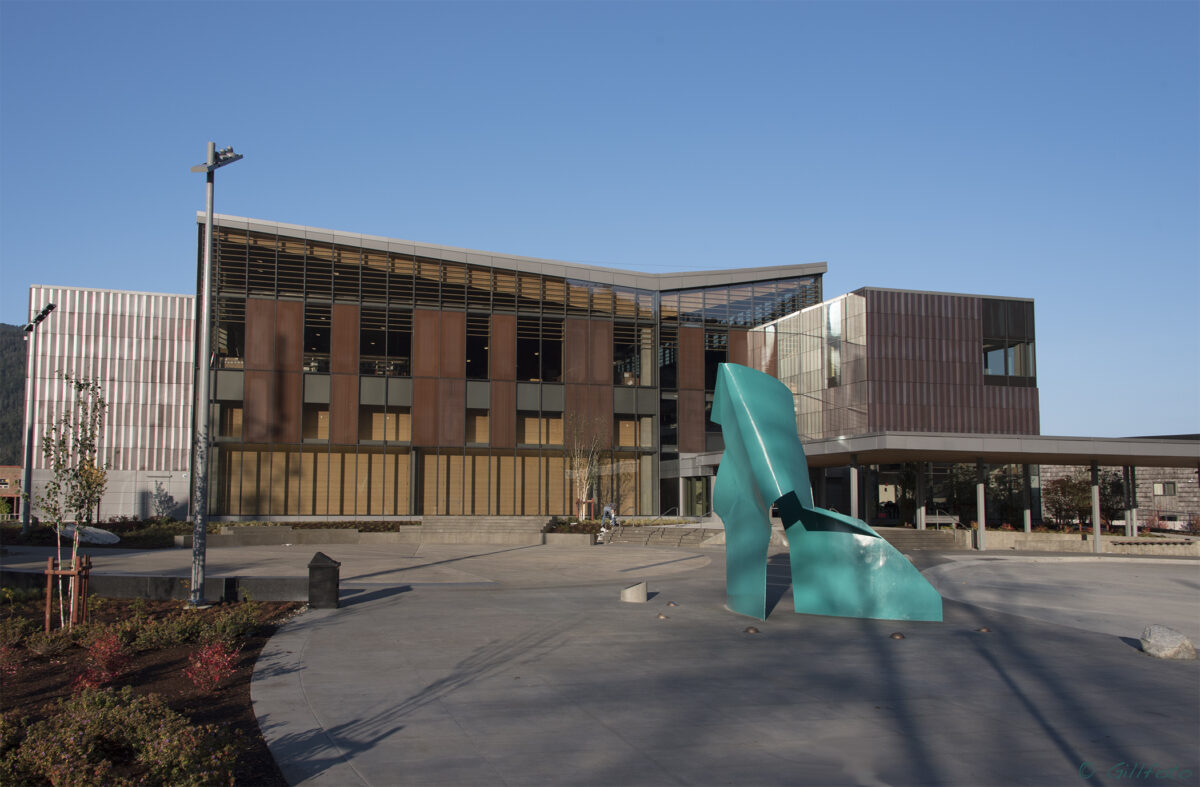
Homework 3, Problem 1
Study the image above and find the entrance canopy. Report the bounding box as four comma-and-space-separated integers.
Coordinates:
800, 432, 1200, 469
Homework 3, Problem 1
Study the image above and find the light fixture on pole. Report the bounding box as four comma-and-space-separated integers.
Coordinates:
20, 302, 56, 537
189, 142, 242, 606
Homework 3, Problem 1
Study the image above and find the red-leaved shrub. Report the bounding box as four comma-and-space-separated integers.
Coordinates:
183, 639, 242, 692
73, 631, 130, 690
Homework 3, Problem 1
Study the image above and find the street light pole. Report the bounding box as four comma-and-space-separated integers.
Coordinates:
20, 302, 56, 537
189, 142, 242, 606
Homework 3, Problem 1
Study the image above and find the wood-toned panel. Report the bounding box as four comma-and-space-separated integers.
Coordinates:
490, 314, 516, 381
588, 385, 613, 449
588, 319, 612, 385
564, 383, 587, 423
412, 309, 441, 378
490, 381, 516, 448
563, 317, 589, 384
728, 328, 748, 366
678, 389, 706, 453
330, 303, 360, 374
243, 370, 272, 443
439, 311, 466, 378
245, 298, 275, 371
276, 371, 303, 443
274, 300, 303, 371
678, 326, 704, 390
411, 378, 438, 446
329, 374, 359, 444
438, 379, 466, 447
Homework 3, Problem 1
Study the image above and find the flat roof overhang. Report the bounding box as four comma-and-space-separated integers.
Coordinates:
801, 432, 1200, 469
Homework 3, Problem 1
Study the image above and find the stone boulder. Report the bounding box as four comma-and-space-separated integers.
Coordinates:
1139, 625, 1197, 660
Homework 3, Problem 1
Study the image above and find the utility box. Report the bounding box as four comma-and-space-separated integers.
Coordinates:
308, 552, 341, 609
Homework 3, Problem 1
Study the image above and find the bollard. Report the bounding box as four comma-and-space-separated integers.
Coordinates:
620, 581, 648, 603
308, 552, 341, 609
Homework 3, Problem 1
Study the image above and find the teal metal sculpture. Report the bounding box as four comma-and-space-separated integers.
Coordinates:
711, 363, 942, 622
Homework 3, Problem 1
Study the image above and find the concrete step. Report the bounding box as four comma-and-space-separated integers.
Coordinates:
420, 516, 550, 546
874, 527, 961, 550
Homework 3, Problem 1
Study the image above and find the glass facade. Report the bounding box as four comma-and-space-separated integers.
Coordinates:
204, 222, 821, 517
770, 293, 868, 440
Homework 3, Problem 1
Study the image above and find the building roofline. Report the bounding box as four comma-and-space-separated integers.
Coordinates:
202, 213, 827, 292
850, 286, 1035, 303
31, 284, 192, 300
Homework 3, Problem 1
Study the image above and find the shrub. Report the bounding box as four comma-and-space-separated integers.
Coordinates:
1, 687, 239, 786
203, 602, 262, 643
0, 645, 22, 677
184, 639, 242, 693
133, 613, 205, 651
25, 629, 75, 657
73, 631, 130, 690
0, 618, 30, 648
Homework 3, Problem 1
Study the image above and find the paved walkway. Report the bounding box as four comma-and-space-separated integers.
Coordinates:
5, 541, 1197, 784
243, 545, 1198, 786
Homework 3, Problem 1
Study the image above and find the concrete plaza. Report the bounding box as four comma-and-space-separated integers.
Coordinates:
243, 544, 1198, 786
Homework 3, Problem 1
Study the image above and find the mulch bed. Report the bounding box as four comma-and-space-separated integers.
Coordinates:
1, 597, 304, 785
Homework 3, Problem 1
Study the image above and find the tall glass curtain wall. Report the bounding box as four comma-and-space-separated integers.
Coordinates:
770, 294, 868, 441
205, 226, 819, 517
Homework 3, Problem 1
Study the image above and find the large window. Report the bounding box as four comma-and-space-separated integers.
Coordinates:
358, 308, 411, 376
614, 324, 654, 386
982, 299, 1036, 386
516, 317, 562, 382
303, 304, 331, 372
466, 315, 489, 380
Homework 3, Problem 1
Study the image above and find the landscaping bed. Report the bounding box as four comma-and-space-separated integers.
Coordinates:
0, 590, 302, 785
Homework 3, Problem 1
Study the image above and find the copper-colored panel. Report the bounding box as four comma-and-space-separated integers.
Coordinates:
243, 370, 272, 443
678, 390, 706, 453
276, 371, 302, 443
411, 378, 437, 446
587, 385, 613, 449
438, 379, 466, 446
728, 328, 748, 366
490, 314, 516, 381
412, 309, 440, 378
245, 299, 275, 371
563, 318, 589, 383
330, 303, 360, 374
440, 312, 466, 378
490, 381, 516, 448
330, 374, 358, 445
588, 320, 612, 385
564, 383, 587, 421
678, 326, 704, 390
274, 301, 303, 371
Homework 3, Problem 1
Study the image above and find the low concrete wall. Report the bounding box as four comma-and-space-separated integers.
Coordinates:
952, 529, 1200, 556
0, 569, 307, 602
175, 527, 422, 549
544, 532, 595, 546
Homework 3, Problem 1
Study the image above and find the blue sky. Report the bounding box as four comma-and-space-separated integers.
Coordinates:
1, 1, 1196, 438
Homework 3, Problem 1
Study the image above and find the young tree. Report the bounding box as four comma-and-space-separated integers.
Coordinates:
1098, 469, 1125, 526
1041, 474, 1090, 529
565, 414, 604, 521
36, 374, 108, 628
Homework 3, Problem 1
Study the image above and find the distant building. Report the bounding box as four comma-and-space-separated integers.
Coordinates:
0, 465, 20, 519
24, 286, 193, 521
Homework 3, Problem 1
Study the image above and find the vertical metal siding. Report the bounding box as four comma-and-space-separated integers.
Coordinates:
29, 286, 194, 473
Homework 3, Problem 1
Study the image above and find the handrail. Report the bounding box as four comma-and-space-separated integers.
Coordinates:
601, 507, 681, 545
925, 508, 961, 530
